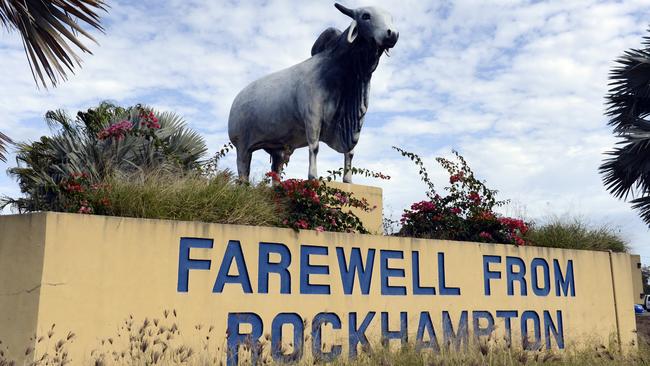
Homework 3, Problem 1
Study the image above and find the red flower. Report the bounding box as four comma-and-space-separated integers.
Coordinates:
450, 207, 461, 215
265, 171, 281, 182
468, 192, 481, 203
449, 173, 464, 184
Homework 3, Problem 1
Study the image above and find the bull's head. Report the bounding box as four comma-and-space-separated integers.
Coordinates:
335, 3, 399, 50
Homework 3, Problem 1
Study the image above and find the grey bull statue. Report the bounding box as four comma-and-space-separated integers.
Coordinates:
228, 3, 398, 183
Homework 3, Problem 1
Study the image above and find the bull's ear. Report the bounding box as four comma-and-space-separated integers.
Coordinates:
346, 20, 358, 43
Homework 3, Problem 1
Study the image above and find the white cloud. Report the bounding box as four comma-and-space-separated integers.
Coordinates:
1, 0, 649, 257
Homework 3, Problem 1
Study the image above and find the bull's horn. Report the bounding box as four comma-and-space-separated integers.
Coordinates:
335, 3, 355, 18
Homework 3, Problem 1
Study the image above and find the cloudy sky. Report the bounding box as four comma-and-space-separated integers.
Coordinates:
1, 0, 649, 259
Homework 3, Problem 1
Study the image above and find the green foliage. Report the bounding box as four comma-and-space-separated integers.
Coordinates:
93, 171, 281, 227
394, 147, 527, 245
600, 27, 650, 226
524, 217, 629, 253
3, 102, 207, 213
266, 172, 373, 233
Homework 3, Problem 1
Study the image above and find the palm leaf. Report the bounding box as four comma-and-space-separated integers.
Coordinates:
0, 0, 107, 88
601, 27, 650, 225
0, 131, 12, 162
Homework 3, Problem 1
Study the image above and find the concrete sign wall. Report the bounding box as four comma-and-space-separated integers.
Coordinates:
0, 212, 639, 365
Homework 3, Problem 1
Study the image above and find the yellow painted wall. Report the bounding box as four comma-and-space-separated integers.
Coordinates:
630, 254, 644, 305
0, 212, 640, 365
327, 181, 383, 234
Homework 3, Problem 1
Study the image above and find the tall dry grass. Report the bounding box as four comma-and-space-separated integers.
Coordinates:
100, 171, 281, 227
524, 216, 629, 253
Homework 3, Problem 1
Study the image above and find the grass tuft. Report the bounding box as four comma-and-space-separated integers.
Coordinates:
524, 216, 629, 252
101, 170, 282, 227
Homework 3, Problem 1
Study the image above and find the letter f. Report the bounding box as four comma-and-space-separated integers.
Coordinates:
177, 238, 213, 292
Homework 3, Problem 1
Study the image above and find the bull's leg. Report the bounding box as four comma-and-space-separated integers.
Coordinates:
343, 149, 354, 183
305, 118, 321, 180
236, 148, 252, 183
269, 149, 286, 175
307, 142, 319, 180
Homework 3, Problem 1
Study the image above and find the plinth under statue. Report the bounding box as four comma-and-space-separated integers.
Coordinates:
228, 3, 398, 183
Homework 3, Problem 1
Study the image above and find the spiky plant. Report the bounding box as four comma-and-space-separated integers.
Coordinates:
4, 102, 208, 212
600, 27, 650, 225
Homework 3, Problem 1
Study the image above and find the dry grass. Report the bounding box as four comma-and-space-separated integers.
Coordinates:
100, 171, 282, 227
524, 216, 629, 253
5, 311, 650, 366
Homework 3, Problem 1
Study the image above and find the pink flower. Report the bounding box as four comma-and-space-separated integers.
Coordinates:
334, 192, 349, 204
479, 231, 493, 240
294, 219, 309, 229
316, 226, 325, 232
98, 120, 133, 140
410, 201, 436, 212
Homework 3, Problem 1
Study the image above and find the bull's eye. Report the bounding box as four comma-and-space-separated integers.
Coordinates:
362, 13, 371, 20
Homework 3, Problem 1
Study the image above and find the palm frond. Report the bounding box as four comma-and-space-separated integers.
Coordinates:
0, 131, 12, 162
601, 26, 650, 226
0, 0, 107, 88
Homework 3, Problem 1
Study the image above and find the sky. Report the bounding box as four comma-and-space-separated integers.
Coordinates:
1, 0, 649, 260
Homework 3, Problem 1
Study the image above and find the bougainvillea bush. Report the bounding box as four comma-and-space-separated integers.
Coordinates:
266, 171, 378, 233
394, 147, 529, 245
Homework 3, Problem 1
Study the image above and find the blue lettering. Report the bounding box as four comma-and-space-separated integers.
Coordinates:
442, 311, 468, 350
482, 255, 501, 295
380, 250, 406, 295
226, 312, 263, 366
496, 310, 518, 346
544, 310, 564, 349
337, 247, 375, 295
300, 245, 330, 294
531, 258, 550, 296
554, 259, 575, 297
258, 242, 291, 294
439, 253, 461, 295
312, 313, 342, 362
349, 312, 375, 357
177, 238, 212, 292
416, 312, 440, 351
381, 312, 408, 346
412, 251, 436, 295
506, 256, 527, 296
213, 241, 252, 293
521, 310, 541, 350
472, 311, 495, 339
271, 313, 304, 362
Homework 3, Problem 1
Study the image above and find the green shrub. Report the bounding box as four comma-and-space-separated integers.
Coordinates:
95, 171, 281, 227
524, 217, 629, 253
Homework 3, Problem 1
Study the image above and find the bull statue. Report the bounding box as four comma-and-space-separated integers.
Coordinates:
228, 3, 398, 183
